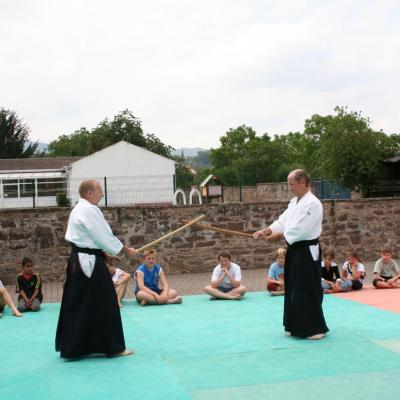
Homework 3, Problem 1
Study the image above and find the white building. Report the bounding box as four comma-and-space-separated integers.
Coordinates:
0, 141, 176, 208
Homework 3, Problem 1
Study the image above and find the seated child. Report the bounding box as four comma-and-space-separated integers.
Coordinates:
321, 248, 341, 294
267, 248, 285, 296
134, 248, 182, 306
204, 252, 246, 300
372, 248, 400, 289
16, 257, 43, 312
107, 263, 131, 307
0, 280, 23, 318
339, 252, 365, 292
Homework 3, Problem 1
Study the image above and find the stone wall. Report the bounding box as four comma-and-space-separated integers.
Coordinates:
0, 198, 399, 283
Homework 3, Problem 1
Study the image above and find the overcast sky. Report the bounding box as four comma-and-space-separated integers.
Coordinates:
1, 0, 399, 150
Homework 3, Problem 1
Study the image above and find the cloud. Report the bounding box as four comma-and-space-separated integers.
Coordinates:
0, 0, 399, 149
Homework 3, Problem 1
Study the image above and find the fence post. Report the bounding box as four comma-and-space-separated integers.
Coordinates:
238, 174, 242, 202
104, 177, 108, 206
32, 191, 36, 208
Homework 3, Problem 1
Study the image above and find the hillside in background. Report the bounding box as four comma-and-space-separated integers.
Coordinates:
36, 142, 49, 153
172, 147, 207, 157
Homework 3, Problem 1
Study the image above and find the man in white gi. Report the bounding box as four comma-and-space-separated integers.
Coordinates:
254, 169, 328, 340
56, 180, 137, 358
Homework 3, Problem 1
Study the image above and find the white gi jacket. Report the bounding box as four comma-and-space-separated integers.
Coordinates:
65, 198, 123, 277
269, 191, 323, 258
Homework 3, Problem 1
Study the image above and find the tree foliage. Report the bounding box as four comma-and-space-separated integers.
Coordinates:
0, 108, 38, 158
305, 106, 398, 195
174, 155, 196, 189
204, 107, 398, 195
210, 125, 289, 185
47, 109, 174, 158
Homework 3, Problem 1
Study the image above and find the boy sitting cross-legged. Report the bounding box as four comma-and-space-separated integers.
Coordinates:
16, 257, 43, 312
372, 248, 400, 289
134, 249, 182, 306
267, 248, 286, 296
204, 252, 246, 300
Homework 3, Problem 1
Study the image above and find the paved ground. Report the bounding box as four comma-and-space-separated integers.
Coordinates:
4, 261, 378, 303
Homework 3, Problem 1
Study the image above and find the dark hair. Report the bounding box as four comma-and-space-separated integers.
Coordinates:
292, 169, 310, 186
381, 248, 392, 254
348, 252, 361, 262
218, 252, 231, 261
22, 257, 33, 267
322, 248, 335, 259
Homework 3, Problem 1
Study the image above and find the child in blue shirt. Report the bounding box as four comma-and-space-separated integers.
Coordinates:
134, 248, 182, 306
267, 248, 286, 296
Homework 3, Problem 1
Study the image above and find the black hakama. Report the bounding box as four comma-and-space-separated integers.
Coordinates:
55, 246, 126, 358
283, 239, 329, 338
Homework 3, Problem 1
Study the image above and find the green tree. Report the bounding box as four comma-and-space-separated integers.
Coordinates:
47, 109, 173, 158
0, 108, 38, 158
209, 125, 288, 186
305, 106, 398, 195
174, 155, 195, 189
272, 131, 319, 177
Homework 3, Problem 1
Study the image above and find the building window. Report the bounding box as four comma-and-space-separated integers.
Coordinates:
37, 178, 67, 197
3, 179, 19, 198
19, 179, 35, 197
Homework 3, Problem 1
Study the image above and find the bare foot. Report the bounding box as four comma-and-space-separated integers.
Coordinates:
0, 313, 2, 319
232, 294, 242, 300
209, 296, 217, 300
307, 333, 326, 340
140, 299, 146, 306
12, 309, 23, 317
118, 302, 123, 308
115, 349, 134, 356
171, 297, 182, 304
285, 331, 291, 337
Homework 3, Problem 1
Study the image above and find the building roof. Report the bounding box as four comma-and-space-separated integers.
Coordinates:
0, 157, 82, 172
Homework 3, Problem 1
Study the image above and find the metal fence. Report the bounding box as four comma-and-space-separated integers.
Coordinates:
312, 180, 351, 200
0, 175, 352, 209
210, 180, 350, 203
0, 175, 175, 209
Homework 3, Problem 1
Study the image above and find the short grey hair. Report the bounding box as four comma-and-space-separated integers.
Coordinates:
79, 180, 99, 197
291, 169, 310, 186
